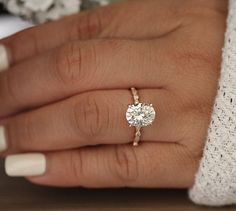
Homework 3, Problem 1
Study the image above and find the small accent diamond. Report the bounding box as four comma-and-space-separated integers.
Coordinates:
126, 103, 156, 127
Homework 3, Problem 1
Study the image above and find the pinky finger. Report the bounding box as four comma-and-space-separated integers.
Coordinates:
5, 144, 197, 188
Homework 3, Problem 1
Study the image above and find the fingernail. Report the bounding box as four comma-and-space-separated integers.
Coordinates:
0, 126, 7, 152
5, 153, 46, 177
0, 45, 9, 71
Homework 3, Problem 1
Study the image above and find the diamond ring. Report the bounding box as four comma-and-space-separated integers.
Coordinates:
126, 88, 156, 146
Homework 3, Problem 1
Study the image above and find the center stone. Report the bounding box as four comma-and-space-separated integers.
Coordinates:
126, 103, 156, 127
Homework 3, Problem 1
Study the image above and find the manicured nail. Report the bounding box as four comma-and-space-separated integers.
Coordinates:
0, 126, 7, 152
5, 153, 46, 177
0, 45, 9, 71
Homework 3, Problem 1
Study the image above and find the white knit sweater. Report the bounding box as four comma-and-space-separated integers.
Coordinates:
189, 0, 236, 206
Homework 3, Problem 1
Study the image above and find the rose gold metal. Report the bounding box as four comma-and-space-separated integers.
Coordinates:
131, 87, 141, 146
131, 87, 139, 105
133, 126, 141, 146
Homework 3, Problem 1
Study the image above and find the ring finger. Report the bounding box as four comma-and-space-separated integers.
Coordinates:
1, 89, 185, 154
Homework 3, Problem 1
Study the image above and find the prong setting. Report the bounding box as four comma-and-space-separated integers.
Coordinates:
126, 103, 156, 127
127, 88, 156, 146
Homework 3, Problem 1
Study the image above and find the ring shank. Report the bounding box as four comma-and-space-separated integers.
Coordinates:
131, 87, 139, 105
133, 126, 141, 146
131, 87, 141, 146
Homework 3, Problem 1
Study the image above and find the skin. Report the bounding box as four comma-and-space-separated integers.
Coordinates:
0, 0, 227, 188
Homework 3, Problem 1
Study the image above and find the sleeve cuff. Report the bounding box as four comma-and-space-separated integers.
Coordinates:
189, 0, 236, 206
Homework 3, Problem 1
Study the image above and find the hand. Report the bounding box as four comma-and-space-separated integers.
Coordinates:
0, 0, 227, 188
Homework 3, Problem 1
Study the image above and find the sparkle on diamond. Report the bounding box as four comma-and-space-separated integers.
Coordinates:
126, 103, 156, 127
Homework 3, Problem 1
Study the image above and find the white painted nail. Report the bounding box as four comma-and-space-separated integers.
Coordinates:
5, 153, 46, 177
0, 45, 9, 71
0, 126, 7, 152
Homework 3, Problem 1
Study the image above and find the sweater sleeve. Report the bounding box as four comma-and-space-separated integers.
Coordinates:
189, 0, 236, 206
0, 0, 111, 24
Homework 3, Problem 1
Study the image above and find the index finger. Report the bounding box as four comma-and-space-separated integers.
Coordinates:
0, 0, 183, 67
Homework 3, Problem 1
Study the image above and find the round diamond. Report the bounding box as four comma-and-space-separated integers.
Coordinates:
126, 103, 156, 127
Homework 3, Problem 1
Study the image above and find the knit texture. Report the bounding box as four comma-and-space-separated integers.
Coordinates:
189, 0, 236, 206
0, 0, 110, 23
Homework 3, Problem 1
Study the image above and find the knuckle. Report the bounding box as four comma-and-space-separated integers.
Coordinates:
69, 151, 84, 180
99, 39, 127, 53
9, 28, 40, 61
70, 10, 103, 40
53, 42, 97, 86
7, 115, 34, 150
111, 145, 139, 184
73, 94, 110, 140
20, 115, 35, 148
4, 72, 21, 105
53, 43, 82, 85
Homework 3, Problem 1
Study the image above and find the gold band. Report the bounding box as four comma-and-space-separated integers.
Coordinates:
133, 126, 141, 146
131, 87, 139, 105
131, 88, 141, 146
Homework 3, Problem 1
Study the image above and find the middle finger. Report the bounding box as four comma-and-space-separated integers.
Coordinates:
0, 39, 173, 118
